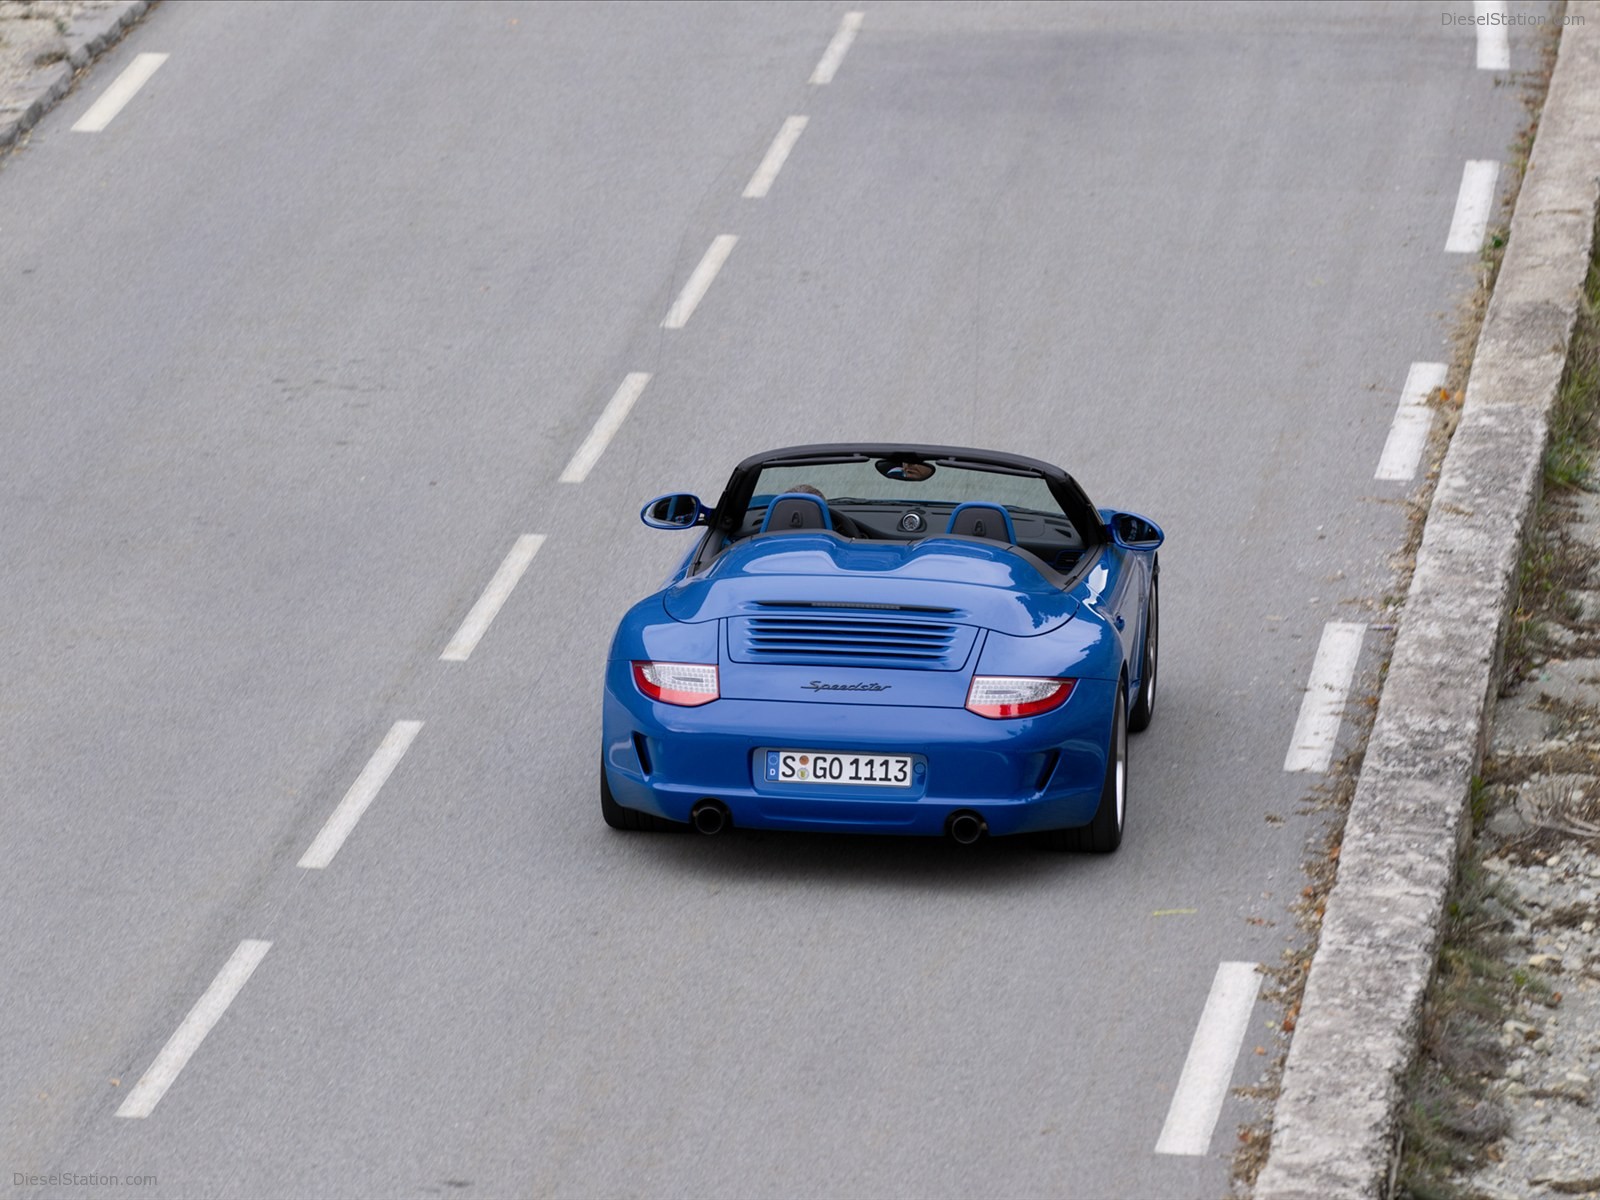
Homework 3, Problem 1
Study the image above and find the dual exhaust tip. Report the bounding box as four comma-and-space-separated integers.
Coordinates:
946, 810, 988, 845
690, 800, 730, 836
690, 801, 987, 845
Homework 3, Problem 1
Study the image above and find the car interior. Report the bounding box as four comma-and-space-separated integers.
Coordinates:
677, 451, 1108, 585
723, 477, 1090, 581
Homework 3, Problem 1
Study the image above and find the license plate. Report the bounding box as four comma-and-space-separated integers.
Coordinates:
763, 749, 914, 788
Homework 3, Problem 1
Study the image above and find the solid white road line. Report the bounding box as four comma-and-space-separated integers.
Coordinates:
560, 373, 652, 483
298, 721, 423, 869
71, 53, 169, 132
744, 116, 809, 199
1284, 622, 1366, 773
116, 940, 271, 1119
661, 236, 737, 330
1155, 962, 1262, 1155
810, 11, 864, 84
1375, 362, 1449, 482
1476, 1, 1511, 70
441, 535, 546, 661
1445, 160, 1501, 253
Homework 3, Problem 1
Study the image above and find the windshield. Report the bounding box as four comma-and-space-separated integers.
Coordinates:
695, 452, 1094, 579
751, 460, 1064, 516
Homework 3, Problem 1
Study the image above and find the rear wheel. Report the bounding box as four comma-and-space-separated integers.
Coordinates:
1129, 573, 1158, 733
1048, 683, 1126, 853
600, 757, 684, 832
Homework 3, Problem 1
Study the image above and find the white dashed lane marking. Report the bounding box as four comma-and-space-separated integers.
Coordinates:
1284, 622, 1366, 773
298, 721, 423, 869
661, 236, 737, 330
116, 940, 272, 1119
1475, 1, 1511, 70
1156, 962, 1263, 1156
441, 535, 545, 661
72, 53, 168, 132
1446, 160, 1501, 253
744, 116, 809, 199
560, 373, 652, 483
810, 12, 864, 85
1375, 362, 1448, 482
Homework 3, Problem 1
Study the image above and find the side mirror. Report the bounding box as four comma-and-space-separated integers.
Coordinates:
1108, 511, 1164, 550
640, 493, 706, 530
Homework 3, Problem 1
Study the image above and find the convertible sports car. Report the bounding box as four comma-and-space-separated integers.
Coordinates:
601, 444, 1162, 851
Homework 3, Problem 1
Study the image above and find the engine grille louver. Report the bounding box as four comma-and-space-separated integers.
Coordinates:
730, 606, 975, 670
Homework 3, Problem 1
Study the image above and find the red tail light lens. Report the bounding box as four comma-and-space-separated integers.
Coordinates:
965, 676, 1075, 719
632, 661, 719, 707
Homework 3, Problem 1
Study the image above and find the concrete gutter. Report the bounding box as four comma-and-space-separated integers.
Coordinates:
1255, 5, 1600, 1197
0, 0, 151, 150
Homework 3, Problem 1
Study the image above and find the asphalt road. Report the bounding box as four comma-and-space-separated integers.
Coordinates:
0, 2, 1547, 1197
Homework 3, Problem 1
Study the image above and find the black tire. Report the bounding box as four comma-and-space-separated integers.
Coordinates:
1128, 572, 1158, 733
600, 757, 684, 832
1047, 683, 1126, 853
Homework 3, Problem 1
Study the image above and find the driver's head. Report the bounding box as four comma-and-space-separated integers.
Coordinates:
789, 484, 827, 500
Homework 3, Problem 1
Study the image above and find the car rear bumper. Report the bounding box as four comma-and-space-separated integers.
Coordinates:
601, 666, 1116, 837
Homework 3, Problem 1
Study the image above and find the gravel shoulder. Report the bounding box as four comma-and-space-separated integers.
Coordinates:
1472, 839, 1600, 1198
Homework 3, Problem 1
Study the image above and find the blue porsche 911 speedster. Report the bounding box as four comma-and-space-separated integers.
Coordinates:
601, 444, 1162, 851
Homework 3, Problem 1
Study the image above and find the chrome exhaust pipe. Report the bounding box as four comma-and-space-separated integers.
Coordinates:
947, 811, 987, 845
691, 800, 729, 836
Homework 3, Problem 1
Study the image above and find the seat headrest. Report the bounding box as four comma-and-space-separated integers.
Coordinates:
946, 502, 1016, 543
759, 492, 833, 533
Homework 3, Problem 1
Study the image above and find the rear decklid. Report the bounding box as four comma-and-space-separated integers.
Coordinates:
662, 535, 1079, 637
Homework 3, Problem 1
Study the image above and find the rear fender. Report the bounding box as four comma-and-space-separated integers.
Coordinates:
608, 598, 720, 663
974, 616, 1121, 683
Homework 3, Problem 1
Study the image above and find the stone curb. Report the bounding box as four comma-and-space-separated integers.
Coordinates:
0, 0, 151, 150
1255, 6, 1600, 1198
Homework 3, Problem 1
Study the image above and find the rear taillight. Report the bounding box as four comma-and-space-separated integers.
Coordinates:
632, 661, 719, 707
965, 676, 1075, 719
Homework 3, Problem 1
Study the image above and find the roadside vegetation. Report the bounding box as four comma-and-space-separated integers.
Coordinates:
1394, 855, 1524, 1200
1502, 238, 1600, 681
